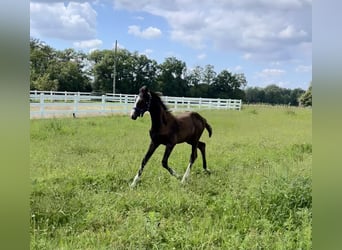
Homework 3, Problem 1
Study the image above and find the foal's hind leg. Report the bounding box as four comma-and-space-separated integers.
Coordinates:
181, 144, 198, 183
198, 141, 211, 174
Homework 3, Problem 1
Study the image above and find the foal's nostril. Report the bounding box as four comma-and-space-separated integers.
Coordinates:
131, 112, 138, 120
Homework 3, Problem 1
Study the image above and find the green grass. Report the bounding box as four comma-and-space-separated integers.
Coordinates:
30, 106, 312, 249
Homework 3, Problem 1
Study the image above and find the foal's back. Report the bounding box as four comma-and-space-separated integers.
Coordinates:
174, 112, 206, 143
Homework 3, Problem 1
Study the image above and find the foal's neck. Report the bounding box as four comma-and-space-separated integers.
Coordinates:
149, 99, 172, 131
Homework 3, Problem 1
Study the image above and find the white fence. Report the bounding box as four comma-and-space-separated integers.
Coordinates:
30, 90, 242, 119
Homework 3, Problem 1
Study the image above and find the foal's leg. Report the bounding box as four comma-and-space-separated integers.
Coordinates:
131, 141, 159, 187
197, 141, 211, 174
181, 144, 198, 183
162, 144, 179, 178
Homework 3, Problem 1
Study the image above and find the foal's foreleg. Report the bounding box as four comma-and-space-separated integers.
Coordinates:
162, 144, 179, 178
130, 142, 158, 187
181, 144, 198, 183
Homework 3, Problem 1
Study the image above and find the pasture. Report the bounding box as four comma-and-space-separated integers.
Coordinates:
30, 106, 312, 249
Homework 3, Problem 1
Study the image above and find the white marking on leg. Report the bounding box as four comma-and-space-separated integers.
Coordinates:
181, 163, 192, 183
130, 173, 140, 187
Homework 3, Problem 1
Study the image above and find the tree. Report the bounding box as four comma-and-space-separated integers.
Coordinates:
186, 66, 209, 97
30, 38, 91, 91
186, 66, 203, 87
158, 57, 189, 96
89, 49, 159, 94
127, 52, 159, 93
53, 49, 91, 92
209, 70, 246, 99
31, 73, 58, 91
88, 49, 116, 93
264, 84, 283, 105
245, 87, 265, 103
299, 83, 312, 107
202, 64, 216, 85
231, 73, 247, 100
31, 37, 259, 98
30, 38, 57, 90
290, 88, 305, 106
210, 70, 233, 98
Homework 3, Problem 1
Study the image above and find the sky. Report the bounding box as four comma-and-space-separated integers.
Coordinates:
30, 0, 312, 90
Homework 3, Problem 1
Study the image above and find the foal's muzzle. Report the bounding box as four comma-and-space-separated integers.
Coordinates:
130, 107, 145, 120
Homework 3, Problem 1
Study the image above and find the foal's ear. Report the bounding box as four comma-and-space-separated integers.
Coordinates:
139, 86, 149, 94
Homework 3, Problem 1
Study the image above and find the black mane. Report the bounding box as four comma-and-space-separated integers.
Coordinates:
150, 91, 169, 112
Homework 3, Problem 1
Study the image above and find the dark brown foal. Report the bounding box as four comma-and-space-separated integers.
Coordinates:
130, 86, 212, 187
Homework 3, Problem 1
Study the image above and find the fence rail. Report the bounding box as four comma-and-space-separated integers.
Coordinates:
30, 90, 242, 119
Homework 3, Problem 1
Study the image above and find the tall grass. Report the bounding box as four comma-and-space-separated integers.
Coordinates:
30, 106, 312, 249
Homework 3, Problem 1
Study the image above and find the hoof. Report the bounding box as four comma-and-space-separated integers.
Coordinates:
171, 170, 181, 180
204, 169, 211, 175
174, 173, 182, 180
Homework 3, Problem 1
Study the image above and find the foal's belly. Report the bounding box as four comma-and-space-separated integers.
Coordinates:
150, 131, 191, 145
150, 131, 174, 145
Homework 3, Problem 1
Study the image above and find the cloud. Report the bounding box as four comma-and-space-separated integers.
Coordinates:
134, 16, 145, 20
197, 53, 207, 60
73, 39, 102, 49
295, 65, 312, 72
234, 65, 243, 72
30, 2, 97, 41
257, 68, 286, 78
274, 81, 290, 88
128, 25, 162, 39
140, 49, 153, 57
114, 0, 311, 62
278, 25, 307, 39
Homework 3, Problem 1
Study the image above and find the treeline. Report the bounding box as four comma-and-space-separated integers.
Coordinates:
30, 38, 311, 106
245, 85, 305, 106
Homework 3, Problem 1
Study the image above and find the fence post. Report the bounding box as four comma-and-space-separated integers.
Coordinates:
73, 94, 78, 115
125, 95, 128, 114
40, 93, 45, 118
102, 95, 106, 113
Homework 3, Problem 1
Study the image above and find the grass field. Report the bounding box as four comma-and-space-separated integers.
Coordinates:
30, 106, 312, 249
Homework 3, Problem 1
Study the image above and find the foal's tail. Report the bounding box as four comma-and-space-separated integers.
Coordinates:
205, 121, 212, 138
192, 112, 212, 138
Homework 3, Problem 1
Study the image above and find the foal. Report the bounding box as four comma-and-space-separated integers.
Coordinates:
130, 86, 212, 187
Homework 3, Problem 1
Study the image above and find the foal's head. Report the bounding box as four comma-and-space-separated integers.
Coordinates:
130, 86, 152, 120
